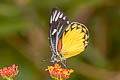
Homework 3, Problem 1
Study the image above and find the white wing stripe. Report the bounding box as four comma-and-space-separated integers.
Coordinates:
50, 15, 52, 23
52, 29, 57, 35
59, 13, 63, 18
55, 12, 61, 21
53, 10, 57, 21
67, 21, 69, 24
63, 16, 66, 20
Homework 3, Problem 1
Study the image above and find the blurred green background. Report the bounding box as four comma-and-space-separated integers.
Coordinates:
0, 0, 120, 80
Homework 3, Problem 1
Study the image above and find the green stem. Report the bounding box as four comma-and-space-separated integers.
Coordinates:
54, 77, 60, 80
6, 77, 13, 80
57, 77, 59, 80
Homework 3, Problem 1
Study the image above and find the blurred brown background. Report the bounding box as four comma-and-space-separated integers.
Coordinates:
0, 0, 120, 80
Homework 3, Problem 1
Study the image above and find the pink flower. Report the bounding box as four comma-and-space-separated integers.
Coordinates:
0, 64, 19, 80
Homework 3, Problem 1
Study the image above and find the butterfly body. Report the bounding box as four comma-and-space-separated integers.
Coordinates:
49, 8, 89, 63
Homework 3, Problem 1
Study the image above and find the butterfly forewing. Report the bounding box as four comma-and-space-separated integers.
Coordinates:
49, 8, 70, 60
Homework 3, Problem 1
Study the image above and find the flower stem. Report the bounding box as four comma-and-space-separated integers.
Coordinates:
6, 77, 13, 80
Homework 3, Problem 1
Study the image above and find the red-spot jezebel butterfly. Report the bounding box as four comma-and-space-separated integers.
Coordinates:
49, 8, 89, 65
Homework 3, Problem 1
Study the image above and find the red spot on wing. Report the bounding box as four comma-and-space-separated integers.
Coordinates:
58, 39, 62, 53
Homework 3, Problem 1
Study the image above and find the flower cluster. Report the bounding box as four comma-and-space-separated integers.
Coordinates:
0, 64, 19, 80
46, 64, 74, 80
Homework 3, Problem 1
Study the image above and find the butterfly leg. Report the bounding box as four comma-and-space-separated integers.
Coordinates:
59, 58, 67, 68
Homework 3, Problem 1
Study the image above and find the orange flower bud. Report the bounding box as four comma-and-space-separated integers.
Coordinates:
46, 64, 74, 80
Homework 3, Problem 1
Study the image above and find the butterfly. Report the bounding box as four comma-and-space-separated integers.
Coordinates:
49, 8, 89, 64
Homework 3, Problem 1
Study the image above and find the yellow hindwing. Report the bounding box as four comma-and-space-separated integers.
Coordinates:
61, 22, 89, 59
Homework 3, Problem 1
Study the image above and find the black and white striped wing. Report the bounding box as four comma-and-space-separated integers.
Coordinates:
49, 8, 70, 56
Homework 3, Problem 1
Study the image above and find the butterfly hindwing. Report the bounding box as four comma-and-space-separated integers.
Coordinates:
61, 22, 89, 59
49, 8, 70, 61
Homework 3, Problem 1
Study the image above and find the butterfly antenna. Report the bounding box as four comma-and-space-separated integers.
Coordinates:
39, 58, 50, 65
41, 58, 50, 62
